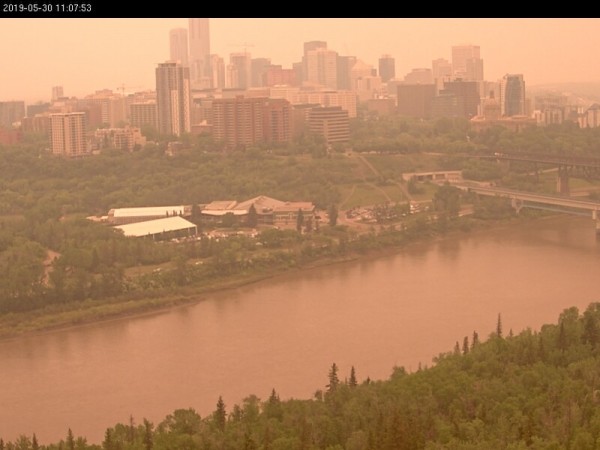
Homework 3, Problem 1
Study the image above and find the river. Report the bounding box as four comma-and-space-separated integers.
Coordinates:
1, 215, 599, 444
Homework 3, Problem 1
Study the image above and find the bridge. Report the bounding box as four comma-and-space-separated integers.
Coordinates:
456, 183, 600, 234
477, 153, 600, 195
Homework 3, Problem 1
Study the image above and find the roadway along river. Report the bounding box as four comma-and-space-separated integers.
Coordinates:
1, 215, 600, 444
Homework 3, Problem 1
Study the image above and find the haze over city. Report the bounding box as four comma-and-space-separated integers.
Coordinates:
2, 18, 600, 103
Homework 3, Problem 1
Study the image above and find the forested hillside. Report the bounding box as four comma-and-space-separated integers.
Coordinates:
4, 302, 600, 449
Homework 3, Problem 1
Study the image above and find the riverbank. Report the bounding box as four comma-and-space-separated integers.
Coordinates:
0, 214, 544, 341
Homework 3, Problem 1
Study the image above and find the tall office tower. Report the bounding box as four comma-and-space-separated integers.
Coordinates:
442, 79, 480, 118
465, 57, 484, 82
50, 112, 88, 157
304, 45, 338, 89
188, 18, 211, 88
397, 84, 436, 118
227, 52, 252, 89
500, 74, 526, 116
155, 61, 192, 136
431, 58, 451, 91
209, 54, 226, 89
169, 28, 189, 66
404, 68, 433, 84
337, 55, 357, 90
378, 54, 395, 83
51, 86, 64, 102
251, 57, 271, 87
451, 44, 480, 78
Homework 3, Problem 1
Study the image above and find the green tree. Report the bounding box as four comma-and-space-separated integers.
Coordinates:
496, 313, 503, 338
349, 366, 358, 388
471, 330, 480, 350
328, 204, 338, 227
296, 208, 304, 233
66, 429, 75, 450
102, 428, 113, 450
432, 183, 461, 219
143, 419, 153, 450
215, 396, 227, 432
247, 204, 258, 228
327, 362, 340, 393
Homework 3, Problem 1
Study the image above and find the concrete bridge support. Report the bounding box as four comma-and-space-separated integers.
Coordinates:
557, 165, 570, 195
511, 197, 523, 214
594, 210, 600, 236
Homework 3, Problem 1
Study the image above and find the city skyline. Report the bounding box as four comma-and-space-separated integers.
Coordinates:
2, 18, 600, 104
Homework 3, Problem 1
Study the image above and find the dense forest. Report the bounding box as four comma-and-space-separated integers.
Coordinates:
4, 302, 600, 449
0, 117, 598, 330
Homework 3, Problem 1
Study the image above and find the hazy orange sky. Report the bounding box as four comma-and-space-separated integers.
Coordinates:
1, 18, 599, 104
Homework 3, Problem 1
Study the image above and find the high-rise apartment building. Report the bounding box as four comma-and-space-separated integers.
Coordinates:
263, 99, 293, 143
378, 54, 395, 83
500, 74, 526, 116
211, 97, 293, 148
130, 102, 158, 130
155, 61, 192, 136
0, 101, 25, 128
79, 90, 126, 128
189, 18, 211, 88
211, 96, 265, 148
169, 28, 189, 66
50, 112, 88, 157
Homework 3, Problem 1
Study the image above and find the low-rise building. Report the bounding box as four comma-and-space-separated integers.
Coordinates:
108, 205, 191, 225
114, 216, 197, 240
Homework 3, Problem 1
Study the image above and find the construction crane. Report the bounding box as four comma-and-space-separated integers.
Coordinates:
116, 83, 142, 97
228, 42, 255, 56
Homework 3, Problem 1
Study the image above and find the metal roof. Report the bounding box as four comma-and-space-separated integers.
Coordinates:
114, 216, 196, 237
112, 206, 186, 218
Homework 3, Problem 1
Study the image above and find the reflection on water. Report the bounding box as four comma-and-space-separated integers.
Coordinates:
0, 216, 599, 444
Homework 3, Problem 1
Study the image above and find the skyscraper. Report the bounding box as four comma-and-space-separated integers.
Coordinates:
442, 79, 480, 118
304, 44, 338, 89
188, 18, 210, 88
432, 58, 453, 80
378, 55, 395, 83
451, 44, 482, 80
228, 52, 252, 89
51, 86, 64, 102
500, 74, 526, 116
50, 112, 88, 157
155, 61, 192, 136
169, 28, 189, 66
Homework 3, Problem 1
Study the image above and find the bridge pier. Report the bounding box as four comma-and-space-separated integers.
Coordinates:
593, 210, 600, 236
557, 165, 570, 195
511, 197, 523, 214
